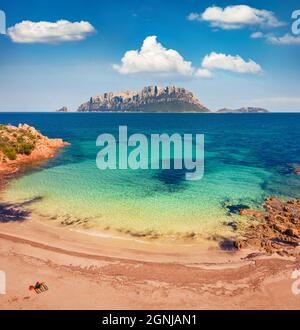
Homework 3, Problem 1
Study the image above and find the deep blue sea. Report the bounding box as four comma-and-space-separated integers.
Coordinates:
1, 113, 300, 240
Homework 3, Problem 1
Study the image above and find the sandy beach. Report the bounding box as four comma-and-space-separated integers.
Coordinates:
0, 218, 300, 310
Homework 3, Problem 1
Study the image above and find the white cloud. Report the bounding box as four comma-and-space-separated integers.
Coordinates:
7, 20, 96, 44
188, 5, 285, 30
202, 52, 262, 74
113, 36, 195, 76
113, 36, 264, 79
250, 31, 300, 45
250, 31, 264, 39
194, 68, 213, 78
266, 33, 300, 45
187, 13, 201, 22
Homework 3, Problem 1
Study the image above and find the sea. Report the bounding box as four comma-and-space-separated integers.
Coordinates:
1, 112, 300, 240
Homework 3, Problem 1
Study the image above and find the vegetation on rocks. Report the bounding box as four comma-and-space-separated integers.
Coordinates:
0, 124, 37, 161
0, 124, 69, 175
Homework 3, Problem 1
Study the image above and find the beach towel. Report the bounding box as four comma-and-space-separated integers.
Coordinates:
29, 282, 49, 294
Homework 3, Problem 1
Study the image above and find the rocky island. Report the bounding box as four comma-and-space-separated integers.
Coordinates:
77, 86, 210, 113
56, 106, 69, 112
217, 107, 269, 113
0, 124, 69, 176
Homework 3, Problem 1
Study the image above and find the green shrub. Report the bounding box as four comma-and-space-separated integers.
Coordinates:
5, 148, 17, 160
17, 142, 34, 155
0, 125, 37, 160
0, 144, 17, 160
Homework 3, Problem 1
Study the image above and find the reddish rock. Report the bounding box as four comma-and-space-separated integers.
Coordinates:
293, 165, 300, 175
238, 208, 264, 219
231, 197, 300, 256
0, 124, 70, 176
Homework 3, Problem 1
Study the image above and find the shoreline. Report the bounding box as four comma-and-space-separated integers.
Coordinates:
0, 216, 253, 264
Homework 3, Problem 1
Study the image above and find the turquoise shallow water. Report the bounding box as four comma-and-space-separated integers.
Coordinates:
1, 113, 300, 239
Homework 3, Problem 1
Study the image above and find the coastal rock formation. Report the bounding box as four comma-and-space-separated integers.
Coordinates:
77, 86, 210, 112
291, 164, 300, 175
217, 107, 269, 113
56, 106, 69, 112
0, 124, 69, 175
232, 197, 300, 255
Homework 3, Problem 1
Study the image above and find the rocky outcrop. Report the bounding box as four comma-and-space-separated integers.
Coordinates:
217, 107, 269, 113
232, 197, 300, 256
56, 106, 69, 112
0, 124, 69, 175
77, 86, 210, 112
291, 164, 300, 175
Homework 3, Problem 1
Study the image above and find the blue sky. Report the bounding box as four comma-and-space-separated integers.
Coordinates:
0, 0, 299, 112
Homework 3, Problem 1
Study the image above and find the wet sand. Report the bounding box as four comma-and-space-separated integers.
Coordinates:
0, 218, 300, 310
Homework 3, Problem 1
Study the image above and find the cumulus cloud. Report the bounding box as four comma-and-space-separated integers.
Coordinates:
7, 20, 96, 43
113, 36, 263, 78
188, 5, 285, 30
194, 68, 213, 78
113, 36, 195, 76
266, 33, 300, 45
250, 31, 264, 39
202, 52, 262, 74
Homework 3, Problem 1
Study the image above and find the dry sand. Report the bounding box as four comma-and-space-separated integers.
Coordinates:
0, 219, 300, 310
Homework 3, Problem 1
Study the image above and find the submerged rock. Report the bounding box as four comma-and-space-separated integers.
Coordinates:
238, 208, 264, 219
225, 204, 249, 215
292, 164, 300, 175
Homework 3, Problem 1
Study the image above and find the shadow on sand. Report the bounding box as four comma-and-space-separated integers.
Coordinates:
0, 196, 42, 223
